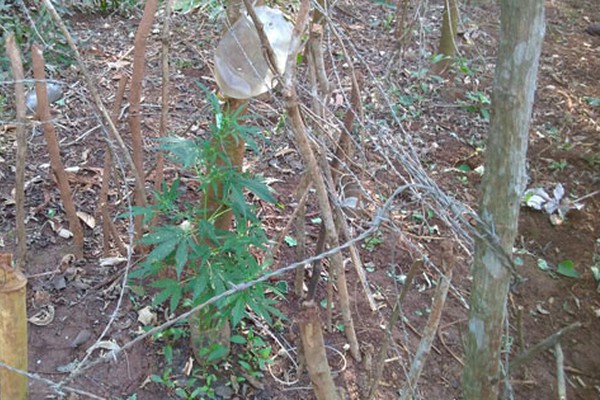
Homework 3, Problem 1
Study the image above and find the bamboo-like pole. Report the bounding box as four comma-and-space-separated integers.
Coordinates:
5, 35, 28, 270
0, 253, 28, 400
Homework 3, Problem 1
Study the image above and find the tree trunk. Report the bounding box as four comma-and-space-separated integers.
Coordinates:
431, 0, 459, 74
462, 1, 544, 399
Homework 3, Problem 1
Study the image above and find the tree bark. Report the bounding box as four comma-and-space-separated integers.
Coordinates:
431, 0, 459, 74
462, 1, 545, 399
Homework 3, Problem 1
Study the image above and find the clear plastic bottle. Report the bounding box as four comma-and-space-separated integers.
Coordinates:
214, 6, 293, 99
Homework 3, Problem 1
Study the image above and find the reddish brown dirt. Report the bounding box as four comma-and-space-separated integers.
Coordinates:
0, 0, 598, 399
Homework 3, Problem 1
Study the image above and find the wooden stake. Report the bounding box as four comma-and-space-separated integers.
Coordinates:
32, 44, 84, 259
5, 35, 28, 269
129, 0, 159, 240
0, 253, 28, 399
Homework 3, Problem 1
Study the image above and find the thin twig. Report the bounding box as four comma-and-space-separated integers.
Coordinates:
101, 75, 129, 257
401, 246, 454, 399
555, 343, 567, 400
367, 259, 421, 400
492, 322, 582, 383
270, 173, 311, 257
241, 0, 283, 78
278, 0, 361, 360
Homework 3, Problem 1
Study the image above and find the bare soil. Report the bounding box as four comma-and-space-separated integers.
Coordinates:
0, 0, 598, 399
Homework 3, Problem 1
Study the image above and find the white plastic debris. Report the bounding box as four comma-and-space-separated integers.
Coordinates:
522, 183, 585, 225
214, 6, 293, 99
25, 82, 63, 114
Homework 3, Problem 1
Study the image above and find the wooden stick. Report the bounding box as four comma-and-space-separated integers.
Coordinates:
5, 35, 28, 269
367, 259, 421, 400
155, 0, 174, 192
401, 255, 454, 399
129, 0, 159, 239
270, 173, 311, 258
555, 343, 566, 400
100, 75, 129, 256
492, 321, 582, 384
31, 45, 84, 259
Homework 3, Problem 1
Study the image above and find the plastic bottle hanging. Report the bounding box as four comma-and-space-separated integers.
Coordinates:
214, 6, 293, 99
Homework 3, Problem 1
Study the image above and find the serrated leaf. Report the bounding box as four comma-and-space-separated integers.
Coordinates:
142, 226, 183, 245
557, 259, 579, 278
190, 275, 208, 301
169, 286, 182, 312
156, 136, 199, 168
274, 280, 288, 294
230, 185, 249, 218
117, 206, 155, 222
146, 238, 179, 264
153, 289, 173, 307
175, 241, 189, 279
240, 176, 276, 203
231, 296, 246, 328
151, 279, 182, 311
152, 279, 180, 289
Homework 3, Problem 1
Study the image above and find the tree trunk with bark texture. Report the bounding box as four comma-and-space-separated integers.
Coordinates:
432, 0, 459, 74
462, 1, 545, 399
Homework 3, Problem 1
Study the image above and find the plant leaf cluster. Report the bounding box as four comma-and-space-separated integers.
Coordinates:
130, 89, 284, 331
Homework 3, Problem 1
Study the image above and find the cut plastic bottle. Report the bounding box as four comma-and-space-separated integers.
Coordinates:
214, 6, 293, 99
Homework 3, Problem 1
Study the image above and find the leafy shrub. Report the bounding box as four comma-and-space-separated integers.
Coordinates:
130, 87, 284, 330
